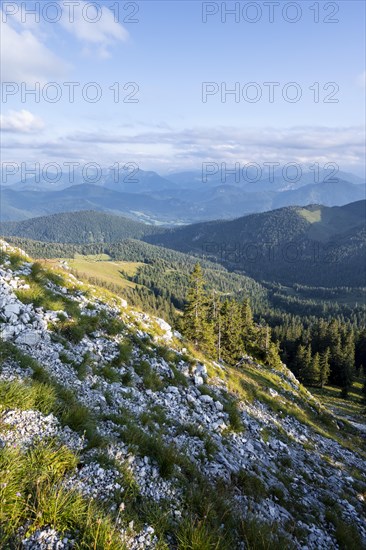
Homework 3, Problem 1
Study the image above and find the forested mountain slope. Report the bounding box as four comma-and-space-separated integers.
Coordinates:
0, 210, 164, 244
0, 240, 365, 549
145, 201, 366, 287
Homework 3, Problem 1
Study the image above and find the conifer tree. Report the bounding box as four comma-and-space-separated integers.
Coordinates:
294, 344, 312, 383
183, 263, 214, 353
241, 298, 255, 353
211, 290, 222, 361
309, 352, 321, 386
319, 348, 331, 389
338, 330, 355, 398
355, 328, 366, 375
220, 299, 244, 365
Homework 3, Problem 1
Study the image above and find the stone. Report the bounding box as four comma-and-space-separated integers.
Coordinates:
4, 303, 21, 318
200, 394, 213, 403
0, 325, 16, 339
167, 386, 180, 394
195, 363, 207, 376
194, 375, 204, 386
15, 330, 41, 346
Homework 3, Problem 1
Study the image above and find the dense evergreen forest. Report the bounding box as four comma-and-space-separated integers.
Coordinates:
146, 201, 366, 287
181, 264, 366, 397
0, 211, 163, 243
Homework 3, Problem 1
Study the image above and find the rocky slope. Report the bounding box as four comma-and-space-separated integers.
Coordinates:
0, 240, 365, 549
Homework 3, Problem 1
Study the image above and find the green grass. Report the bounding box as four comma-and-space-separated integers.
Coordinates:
134, 360, 164, 391
124, 426, 177, 478
238, 517, 296, 550
169, 365, 188, 387
112, 340, 133, 367
0, 379, 56, 415
15, 281, 66, 311
140, 404, 169, 428
222, 394, 244, 432
0, 339, 40, 372
101, 365, 121, 383
1, 249, 28, 270
176, 518, 223, 549
234, 469, 267, 502
174, 422, 218, 462
66, 256, 143, 291
156, 346, 181, 365
0, 341, 104, 449
325, 506, 363, 550
311, 380, 364, 421
0, 440, 125, 549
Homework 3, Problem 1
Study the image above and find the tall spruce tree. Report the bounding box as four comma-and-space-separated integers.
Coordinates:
294, 344, 312, 383
338, 330, 355, 398
241, 298, 254, 353
211, 290, 222, 361
220, 299, 244, 365
183, 263, 214, 353
319, 348, 331, 389
309, 352, 321, 386
355, 328, 366, 375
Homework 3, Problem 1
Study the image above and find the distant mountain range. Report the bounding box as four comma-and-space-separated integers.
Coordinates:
1, 166, 364, 223
1, 201, 365, 287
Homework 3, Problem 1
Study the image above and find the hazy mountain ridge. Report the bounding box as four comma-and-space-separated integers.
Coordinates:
1, 167, 364, 223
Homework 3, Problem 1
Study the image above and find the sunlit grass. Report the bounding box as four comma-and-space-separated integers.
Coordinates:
0, 441, 125, 549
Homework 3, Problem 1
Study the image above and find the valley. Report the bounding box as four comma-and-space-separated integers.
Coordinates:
1, 171, 365, 550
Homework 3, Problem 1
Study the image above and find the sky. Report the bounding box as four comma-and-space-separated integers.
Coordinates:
1, 0, 365, 177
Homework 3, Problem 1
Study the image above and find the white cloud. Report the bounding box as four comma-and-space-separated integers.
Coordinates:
59, 1, 128, 58
0, 10, 69, 83
2, 125, 364, 175
0, 110, 45, 133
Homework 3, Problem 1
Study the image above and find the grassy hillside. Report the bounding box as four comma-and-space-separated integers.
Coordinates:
0, 240, 365, 549
3, 236, 365, 323
44, 255, 143, 291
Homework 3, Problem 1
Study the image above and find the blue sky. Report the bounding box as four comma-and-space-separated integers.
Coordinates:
1, 0, 365, 175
